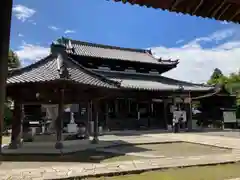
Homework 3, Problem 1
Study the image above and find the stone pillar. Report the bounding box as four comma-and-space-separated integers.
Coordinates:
92, 101, 99, 144
55, 89, 64, 149
9, 101, 23, 149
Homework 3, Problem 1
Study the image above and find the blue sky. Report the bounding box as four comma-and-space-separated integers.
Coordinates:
11, 0, 240, 83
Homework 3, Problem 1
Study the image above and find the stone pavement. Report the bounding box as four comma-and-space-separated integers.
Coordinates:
143, 133, 240, 149
0, 152, 240, 180
1, 132, 240, 179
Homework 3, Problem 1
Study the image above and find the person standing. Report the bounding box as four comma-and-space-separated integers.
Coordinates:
173, 115, 179, 133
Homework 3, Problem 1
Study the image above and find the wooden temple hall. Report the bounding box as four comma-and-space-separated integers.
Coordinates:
6, 37, 235, 149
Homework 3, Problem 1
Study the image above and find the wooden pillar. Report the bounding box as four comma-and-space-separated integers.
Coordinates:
105, 101, 109, 131
55, 89, 64, 149
8, 102, 23, 149
163, 99, 168, 130
92, 101, 99, 144
187, 93, 193, 131
86, 101, 92, 138
115, 99, 118, 117
147, 100, 152, 129
0, 0, 13, 157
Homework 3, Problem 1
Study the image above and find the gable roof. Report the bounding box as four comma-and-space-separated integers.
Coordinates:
112, 0, 240, 24
61, 38, 179, 66
7, 54, 119, 89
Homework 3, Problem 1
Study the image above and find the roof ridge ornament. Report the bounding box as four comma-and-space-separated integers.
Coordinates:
50, 42, 70, 79
57, 54, 70, 79
67, 40, 75, 54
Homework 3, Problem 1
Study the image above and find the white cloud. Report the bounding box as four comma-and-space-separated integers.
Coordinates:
12, 5, 36, 22
18, 33, 24, 37
183, 29, 235, 49
48, 26, 60, 31
28, 20, 37, 25
151, 28, 240, 83
15, 42, 50, 65
176, 40, 184, 44
64, 29, 76, 34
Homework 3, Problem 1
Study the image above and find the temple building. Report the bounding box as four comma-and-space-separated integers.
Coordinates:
6, 37, 236, 149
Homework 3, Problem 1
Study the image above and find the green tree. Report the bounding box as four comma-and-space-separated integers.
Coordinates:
207, 68, 226, 85
207, 68, 240, 117
8, 49, 20, 69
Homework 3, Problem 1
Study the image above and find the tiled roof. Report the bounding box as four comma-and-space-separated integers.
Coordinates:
92, 69, 215, 92
63, 38, 178, 65
113, 78, 214, 91
7, 55, 119, 89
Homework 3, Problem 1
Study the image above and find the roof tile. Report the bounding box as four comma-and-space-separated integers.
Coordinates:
93, 69, 215, 92
64, 38, 178, 65
7, 55, 119, 89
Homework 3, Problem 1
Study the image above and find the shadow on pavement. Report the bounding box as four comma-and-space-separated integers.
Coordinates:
1, 140, 149, 163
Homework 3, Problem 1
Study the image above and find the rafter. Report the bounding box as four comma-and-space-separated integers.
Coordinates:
216, 4, 231, 20
229, 9, 240, 20
211, 0, 226, 17
170, 0, 186, 11
206, 3, 219, 18
192, 0, 204, 15
228, 0, 240, 5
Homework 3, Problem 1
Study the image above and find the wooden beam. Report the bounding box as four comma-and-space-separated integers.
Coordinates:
0, 0, 13, 159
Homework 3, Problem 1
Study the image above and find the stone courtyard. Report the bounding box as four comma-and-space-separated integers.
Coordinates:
1, 131, 240, 180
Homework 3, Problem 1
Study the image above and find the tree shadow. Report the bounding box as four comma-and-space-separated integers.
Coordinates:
1, 140, 150, 163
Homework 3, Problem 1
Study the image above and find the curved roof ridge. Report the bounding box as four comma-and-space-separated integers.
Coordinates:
146, 49, 179, 63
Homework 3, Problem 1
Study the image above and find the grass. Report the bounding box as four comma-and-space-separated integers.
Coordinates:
107, 142, 231, 157
87, 163, 240, 180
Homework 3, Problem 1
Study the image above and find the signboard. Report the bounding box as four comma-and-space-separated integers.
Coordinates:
173, 110, 187, 122
223, 111, 237, 123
